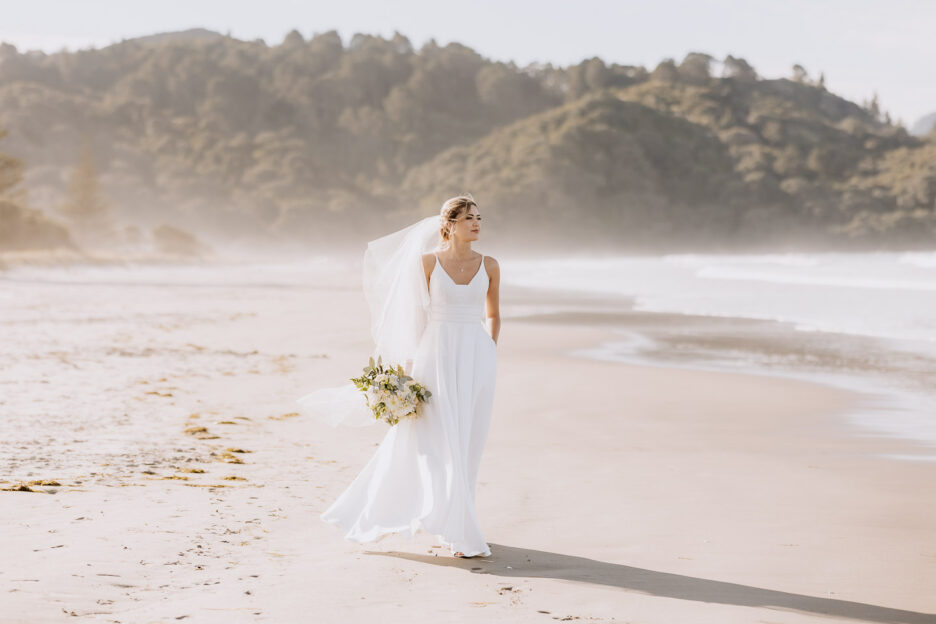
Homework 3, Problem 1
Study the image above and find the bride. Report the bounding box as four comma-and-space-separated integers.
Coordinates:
297, 194, 500, 558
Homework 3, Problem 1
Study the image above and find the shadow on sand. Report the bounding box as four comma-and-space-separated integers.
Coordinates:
367, 543, 935, 624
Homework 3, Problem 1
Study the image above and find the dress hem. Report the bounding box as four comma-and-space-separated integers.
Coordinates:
321, 513, 492, 558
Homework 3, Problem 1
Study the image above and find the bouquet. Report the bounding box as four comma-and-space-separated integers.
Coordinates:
350, 355, 432, 426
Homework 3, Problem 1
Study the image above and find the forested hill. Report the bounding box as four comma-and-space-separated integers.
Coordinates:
0, 29, 934, 254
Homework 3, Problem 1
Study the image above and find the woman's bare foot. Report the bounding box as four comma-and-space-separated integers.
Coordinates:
453, 551, 473, 558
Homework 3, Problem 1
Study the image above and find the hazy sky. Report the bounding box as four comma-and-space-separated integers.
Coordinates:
2, 0, 933, 126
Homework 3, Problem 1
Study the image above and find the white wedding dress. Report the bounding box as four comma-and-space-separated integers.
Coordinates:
319, 253, 497, 557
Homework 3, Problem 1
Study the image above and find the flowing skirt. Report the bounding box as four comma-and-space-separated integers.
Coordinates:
320, 319, 497, 557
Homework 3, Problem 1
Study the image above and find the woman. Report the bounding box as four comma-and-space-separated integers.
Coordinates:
298, 195, 500, 558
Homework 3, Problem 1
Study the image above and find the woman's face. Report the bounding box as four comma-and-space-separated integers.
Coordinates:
449, 206, 481, 241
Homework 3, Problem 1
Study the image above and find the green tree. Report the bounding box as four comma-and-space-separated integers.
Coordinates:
59, 135, 115, 245
650, 58, 678, 83
0, 126, 72, 250
870, 92, 882, 121
0, 128, 24, 199
723, 55, 757, 81
792, 63, 808, 83
678, 52, 713, 84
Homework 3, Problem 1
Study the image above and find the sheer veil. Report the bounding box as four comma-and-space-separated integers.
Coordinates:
295, 214, 444, 427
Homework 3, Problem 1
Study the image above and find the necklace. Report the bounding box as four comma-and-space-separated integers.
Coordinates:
441, 252, 478, 272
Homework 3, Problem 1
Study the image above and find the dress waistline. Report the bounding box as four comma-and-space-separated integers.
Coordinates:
429, 303, 484, 324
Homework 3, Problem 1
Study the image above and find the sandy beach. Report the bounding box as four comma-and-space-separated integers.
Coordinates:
1, 263, 934, 623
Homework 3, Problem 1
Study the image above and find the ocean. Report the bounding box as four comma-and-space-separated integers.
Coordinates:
501, 250, 936, 460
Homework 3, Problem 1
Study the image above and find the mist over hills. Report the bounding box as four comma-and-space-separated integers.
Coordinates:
911, 111, 936, 137
0, 28, 933, 256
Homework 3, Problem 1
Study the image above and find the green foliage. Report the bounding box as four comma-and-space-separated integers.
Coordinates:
0, 199, 73, 250
152, 223, 209, 257
59, 135, 115, 245
0, 34, 930, 251
403, 69, 933, 250
0, 126, 73, 251
0, 128, 24, 195
350, 354, 432, 425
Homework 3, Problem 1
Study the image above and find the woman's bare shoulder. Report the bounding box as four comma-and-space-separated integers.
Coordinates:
482, 254, 499, 272
421, 252, 437, 272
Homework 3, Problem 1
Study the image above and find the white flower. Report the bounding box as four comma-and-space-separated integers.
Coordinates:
357, 358, 429, 424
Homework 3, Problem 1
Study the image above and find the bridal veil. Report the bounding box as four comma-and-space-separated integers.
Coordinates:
295, 214, 444, 427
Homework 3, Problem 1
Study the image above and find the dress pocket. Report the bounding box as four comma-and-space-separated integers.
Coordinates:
478, 324, 496, 349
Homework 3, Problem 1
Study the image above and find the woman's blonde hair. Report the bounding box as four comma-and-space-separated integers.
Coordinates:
439, 194, 478, 243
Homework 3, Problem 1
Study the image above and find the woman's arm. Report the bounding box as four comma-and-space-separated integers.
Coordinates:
484, 256, 500, 345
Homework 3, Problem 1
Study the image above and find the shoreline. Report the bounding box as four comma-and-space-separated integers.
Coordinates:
502, 283, 936, 460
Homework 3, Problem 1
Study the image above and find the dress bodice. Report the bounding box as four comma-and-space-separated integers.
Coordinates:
428, 253, 488, 324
